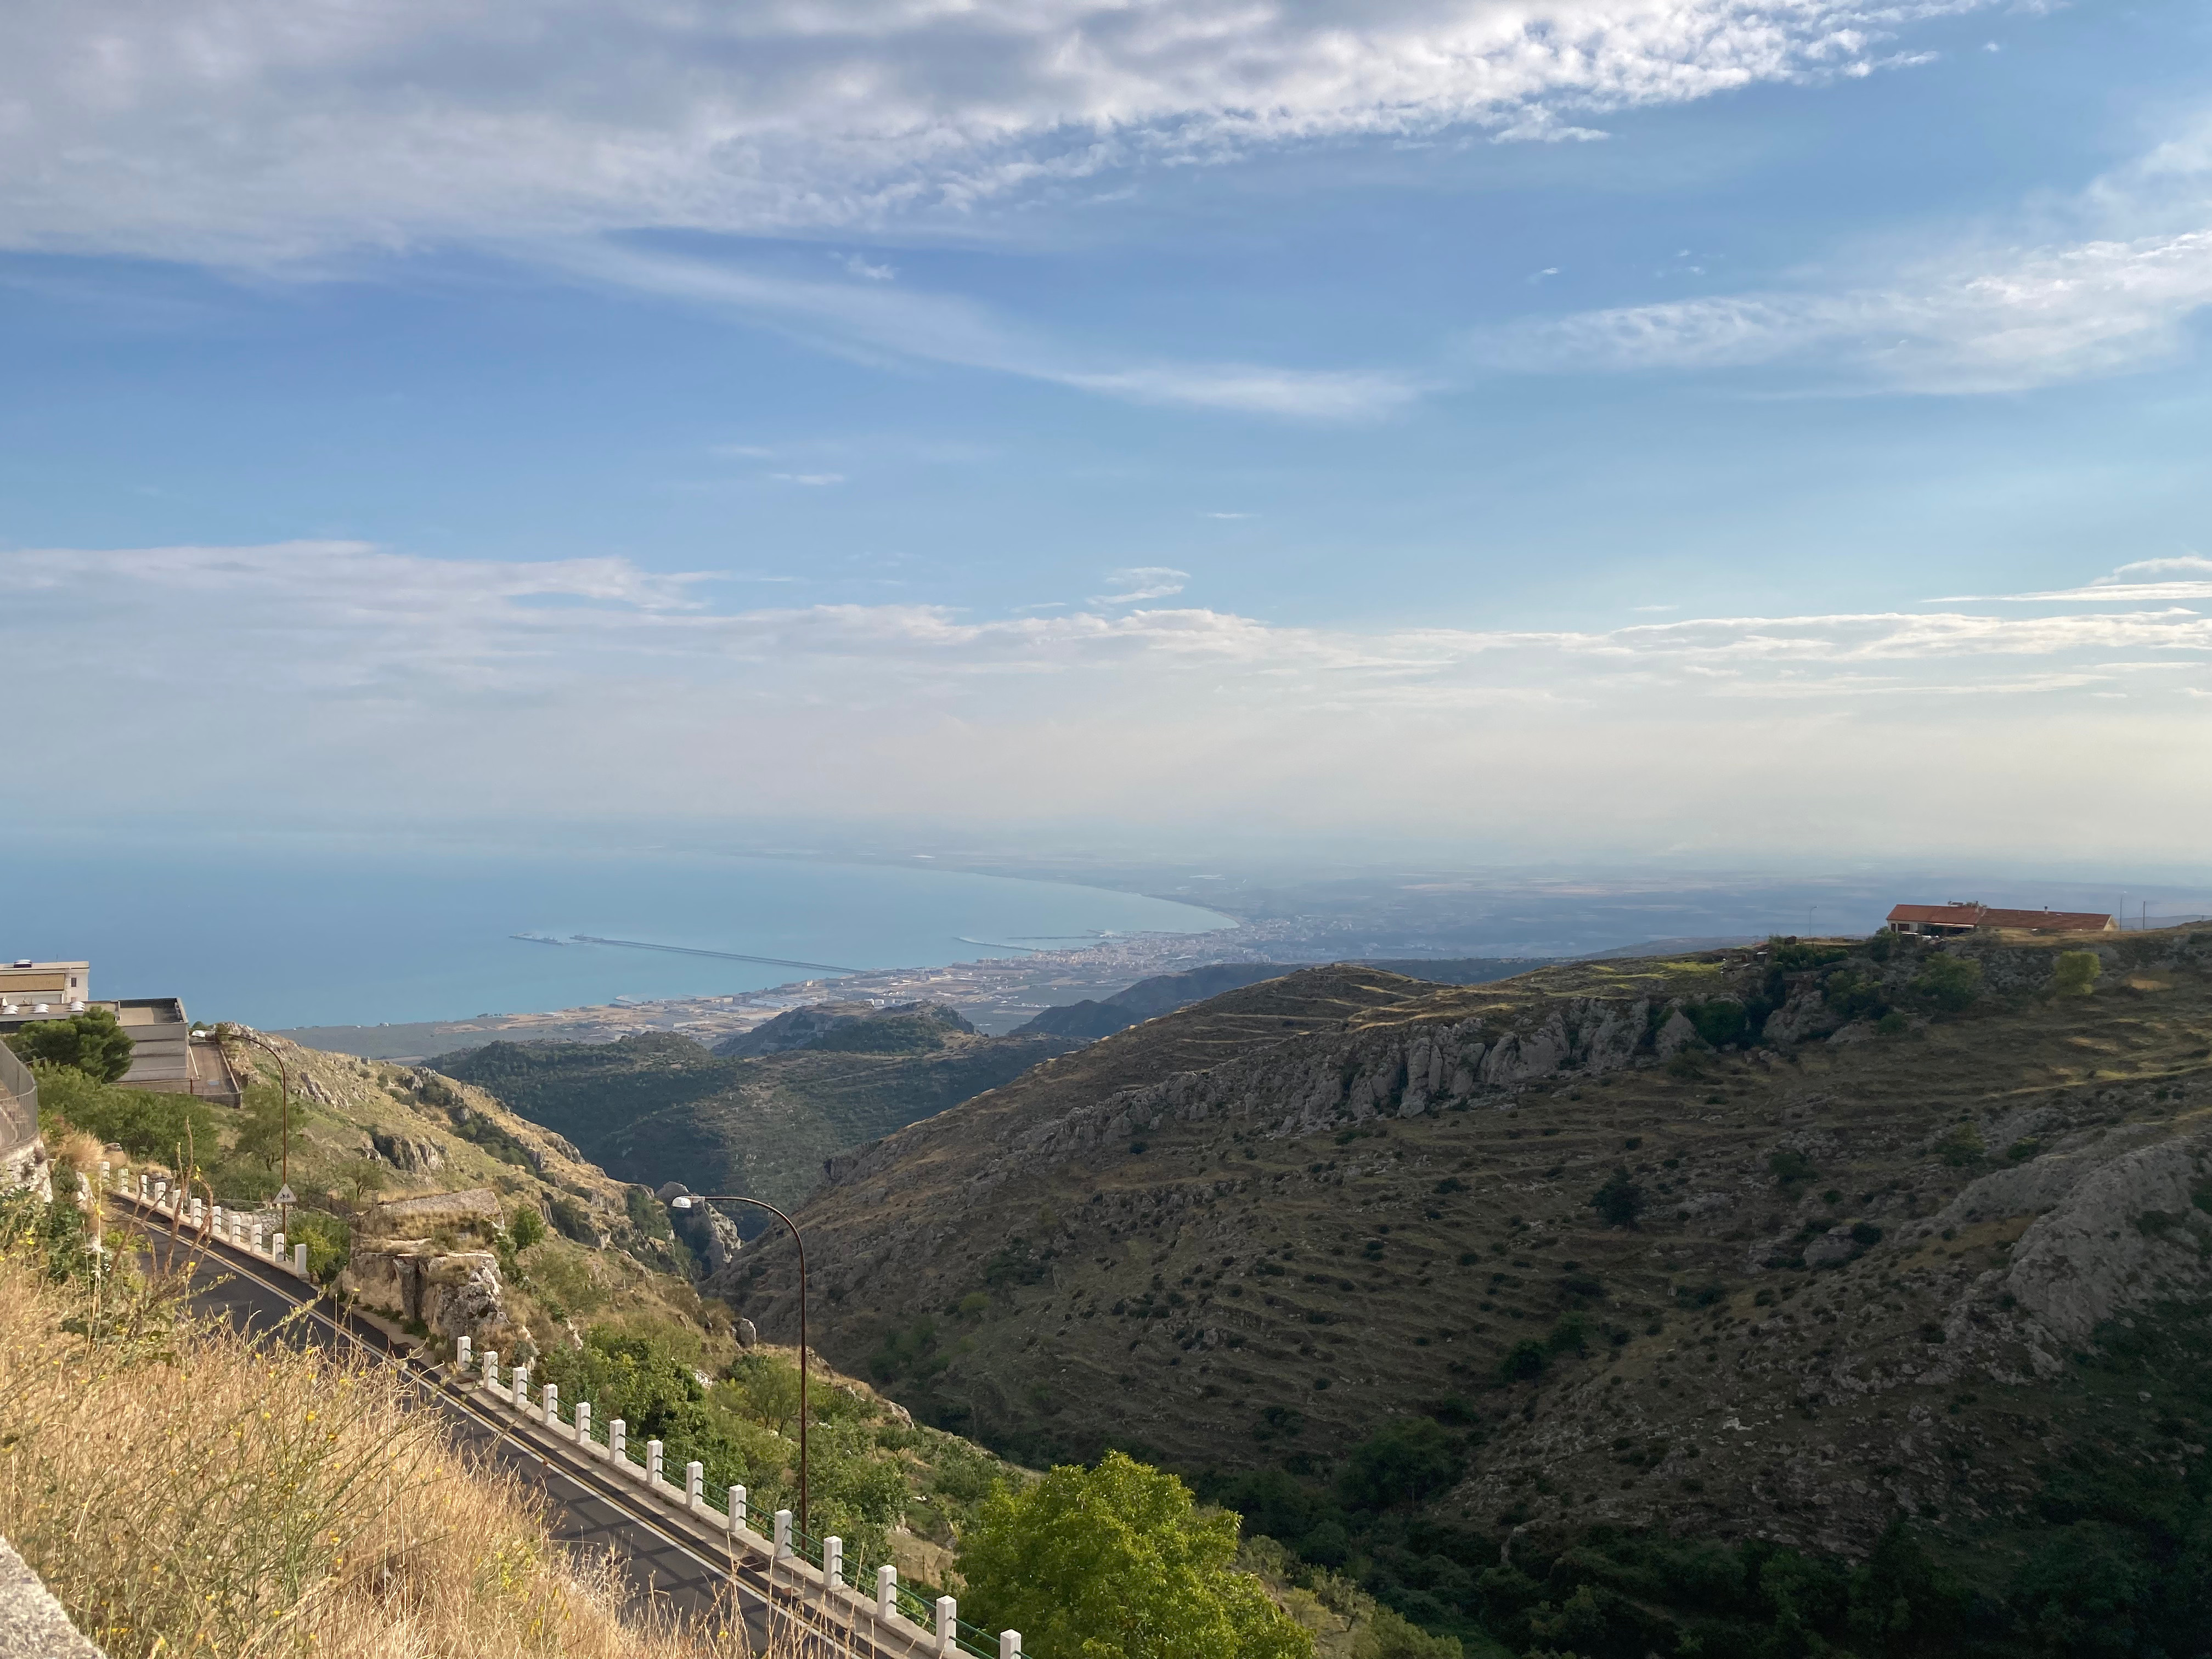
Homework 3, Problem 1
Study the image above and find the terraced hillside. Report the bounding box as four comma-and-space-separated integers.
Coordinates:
720, 929, 2212, 1651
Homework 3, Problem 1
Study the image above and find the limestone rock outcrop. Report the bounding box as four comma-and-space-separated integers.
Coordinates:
360, 1187, 504, 1239
341, 1238, 506, 1345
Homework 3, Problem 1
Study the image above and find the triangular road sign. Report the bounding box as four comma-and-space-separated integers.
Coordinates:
274, 1185, 296, 1206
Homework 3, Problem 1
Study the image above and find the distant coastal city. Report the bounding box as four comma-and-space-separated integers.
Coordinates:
273, 922, 1310, 1057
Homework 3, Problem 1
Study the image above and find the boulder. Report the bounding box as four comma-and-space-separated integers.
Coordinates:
1652, 1009, 1701, 1059
340, 1238, 507, 1346
370, 1128, 447, 1174
360, 1187, 504, 1239
670, 1195, 743, 1276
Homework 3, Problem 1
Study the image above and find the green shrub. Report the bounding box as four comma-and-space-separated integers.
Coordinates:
2052, 951, 2102, 997
957, 1451, 1311, 1659
1336, 1418, 1467, 1511
623, 1187, 673, 1239
507, 1203, 546, 1251
288, 1210, 351, 1283
1351, 1604, 1462, 1659
7, 1009, 133, 1082
1684, 1000, 1749, 1048
1499, 1340, 1547, 1382
1911, 953, 1984, 1013
1936, 1122, 1986, 1167
1768, 1149, 1817, 1184
35, 1065, 223, 1163
1588, 1168, 1646, 1229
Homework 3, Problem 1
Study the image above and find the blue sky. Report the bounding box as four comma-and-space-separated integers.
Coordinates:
3, 0, 2208, 869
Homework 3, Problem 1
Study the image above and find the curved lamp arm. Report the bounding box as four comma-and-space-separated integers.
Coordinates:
672, 1193, 810, 1533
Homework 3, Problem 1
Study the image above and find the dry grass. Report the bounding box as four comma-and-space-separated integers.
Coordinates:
0, 1239, 734, 1658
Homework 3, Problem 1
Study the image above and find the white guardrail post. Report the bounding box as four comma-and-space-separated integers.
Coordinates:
542, 1381, 558, 1428
575, 1401, 591, 1447
935, 1595, 957, 1655
646, 1439, 663, 1489
774, 1510, 793, 1560
686, 1460, 704, 1513
1000, 1632, 1021, 1659
512, 1363, 529, 1413
456, 1335, 471, 1371
823, 1536, 843, 1589
294, 1241, 308, 1277
609, 1417, 625, 1465
728, 1484, 746, 1532
878, 1565, 898, 1621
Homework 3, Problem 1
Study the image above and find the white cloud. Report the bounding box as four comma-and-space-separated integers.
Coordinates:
1480, 227, 2212, 392
769, 471, 848, 486
840, 255, 897, 282
1090, 566, 1190, 605
1204, 511, 1254, 520
6, 539, 2203, 860
0, 0, 1995, 266
1477, 110, 2212, 394
2100, 555, 2212, 583
562, 241, 1421, 418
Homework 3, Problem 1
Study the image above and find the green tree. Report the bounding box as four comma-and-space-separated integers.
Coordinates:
507, 1201, 546, 1250
1589, 1167, 1646, 1228
1910, 953, 1983, 1013
1351, 1605, 1462, 1659
1336, 1418, 1466, 1511
233, 1082, 290, 1172
958, 1450, 1312, 1659
340, 1159, 390, 1204
2052, 951, 2102, 998
7, 1007, 133, 1082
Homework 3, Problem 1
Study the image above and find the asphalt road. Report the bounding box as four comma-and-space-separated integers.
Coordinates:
111, 1205, 777, 1644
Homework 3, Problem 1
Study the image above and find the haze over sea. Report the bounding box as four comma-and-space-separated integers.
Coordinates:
3, 837, 1230, 1030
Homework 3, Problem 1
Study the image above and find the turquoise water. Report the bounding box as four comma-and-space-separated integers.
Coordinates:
0, 838, 1231, 1029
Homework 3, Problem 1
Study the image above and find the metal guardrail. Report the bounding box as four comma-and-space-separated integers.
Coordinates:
0, 1047, 38, 1156
461, 1346, 1019, 1659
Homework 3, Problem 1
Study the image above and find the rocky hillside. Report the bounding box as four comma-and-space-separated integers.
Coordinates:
436, 1018, 1079, 1218
1014, 959, 1551, 1041
720, 928, 2212, 1651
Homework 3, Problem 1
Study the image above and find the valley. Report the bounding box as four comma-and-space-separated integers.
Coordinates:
435, 1002, 1079, 1216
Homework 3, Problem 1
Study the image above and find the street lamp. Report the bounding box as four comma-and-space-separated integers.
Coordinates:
220, 1025, 292, 1239
670, 1192, 810, 1532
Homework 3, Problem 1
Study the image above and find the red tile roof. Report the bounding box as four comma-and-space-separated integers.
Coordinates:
1886, 902, 2113, 932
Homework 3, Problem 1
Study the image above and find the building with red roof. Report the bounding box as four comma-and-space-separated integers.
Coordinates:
1886, 902, 2115, 937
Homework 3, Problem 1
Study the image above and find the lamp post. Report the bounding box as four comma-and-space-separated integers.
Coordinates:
221, 1025, 292, 1239
670, 1192, 809, 1532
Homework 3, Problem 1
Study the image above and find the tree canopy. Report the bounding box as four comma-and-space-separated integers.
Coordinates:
6, 1007, 133, 1082
957, 1449, 1311, 1659
2052, 950, 2102, 998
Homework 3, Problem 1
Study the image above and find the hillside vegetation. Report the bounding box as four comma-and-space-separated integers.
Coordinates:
437, 1011, 1077, 1217
0, 1195, 709, 1659
1014, 960, 1550, 1042
28, 1032, 1053, 1630
723, 929, 2212, 1657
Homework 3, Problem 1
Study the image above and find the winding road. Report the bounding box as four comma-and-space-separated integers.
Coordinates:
109, 1201, 810, 1646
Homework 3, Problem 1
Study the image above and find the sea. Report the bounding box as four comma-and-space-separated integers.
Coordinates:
0, 837, 1233, 1030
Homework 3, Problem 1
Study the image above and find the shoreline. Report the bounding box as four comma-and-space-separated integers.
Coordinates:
273, 924, 1300, 1060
